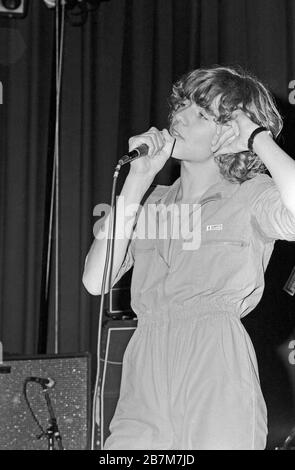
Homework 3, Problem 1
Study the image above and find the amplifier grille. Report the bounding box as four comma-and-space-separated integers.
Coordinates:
0, 354, 90, 450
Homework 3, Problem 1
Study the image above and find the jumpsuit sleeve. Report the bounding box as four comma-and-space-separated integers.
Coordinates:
111, 236, 135, 287
247, 173, 295, 241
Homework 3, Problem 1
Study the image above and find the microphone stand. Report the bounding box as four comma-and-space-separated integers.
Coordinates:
277, 427, 295, 450
43, 388, 63, 450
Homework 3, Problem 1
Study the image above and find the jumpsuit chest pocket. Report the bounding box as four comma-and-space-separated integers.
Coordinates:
131, 238, 159, 297
133, 238, 156, 273
182, 235, 251, 291
201, 239, 249, 248
134, 237, 156, 252
201, 220, 250, 250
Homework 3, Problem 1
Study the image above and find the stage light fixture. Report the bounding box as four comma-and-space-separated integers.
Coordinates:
0, 0, 28, 18
43, 0, 110, 26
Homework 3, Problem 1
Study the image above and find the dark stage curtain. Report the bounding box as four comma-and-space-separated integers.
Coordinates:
0, 0, 294, 450
0, 2, 54, 354
0, 0, 294, 406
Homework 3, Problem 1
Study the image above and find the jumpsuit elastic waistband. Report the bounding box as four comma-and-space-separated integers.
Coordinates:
136, 307, 238, 327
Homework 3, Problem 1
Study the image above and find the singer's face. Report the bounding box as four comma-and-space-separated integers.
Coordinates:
170, 100, 218, 162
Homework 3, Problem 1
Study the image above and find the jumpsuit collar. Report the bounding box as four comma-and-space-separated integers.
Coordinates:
153, 176, 240, 206
152, 177, 240, 268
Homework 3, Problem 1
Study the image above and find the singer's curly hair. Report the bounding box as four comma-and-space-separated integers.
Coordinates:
169, 65, 283, 183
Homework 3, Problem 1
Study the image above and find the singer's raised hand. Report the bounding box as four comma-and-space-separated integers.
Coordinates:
211, 110, 259, 156
128, 127, 176, 178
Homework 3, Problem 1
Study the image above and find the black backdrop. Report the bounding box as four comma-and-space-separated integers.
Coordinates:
0, 0, 294, 449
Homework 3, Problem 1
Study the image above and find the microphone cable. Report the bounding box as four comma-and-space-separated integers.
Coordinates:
90, 161, 123, 450
23, 379, 48, 442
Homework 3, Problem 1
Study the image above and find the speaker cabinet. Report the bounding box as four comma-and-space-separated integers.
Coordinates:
97, 319, 137, 449
0, 0, 28, 18
0, 353, 91, 450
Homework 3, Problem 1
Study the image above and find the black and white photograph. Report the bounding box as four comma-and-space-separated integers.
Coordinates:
0, 0, 295, 453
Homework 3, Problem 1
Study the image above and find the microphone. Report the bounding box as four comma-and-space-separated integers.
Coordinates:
25, 376, 56, 389
118, 143, 149, 166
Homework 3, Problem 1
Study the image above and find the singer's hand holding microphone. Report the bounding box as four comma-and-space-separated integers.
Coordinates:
127, 127, 176, 179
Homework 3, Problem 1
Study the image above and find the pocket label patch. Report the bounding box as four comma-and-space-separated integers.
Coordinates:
206, 224, 223, 231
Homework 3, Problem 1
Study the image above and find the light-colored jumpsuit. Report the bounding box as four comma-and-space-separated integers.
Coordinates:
103, 174, 295, 450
